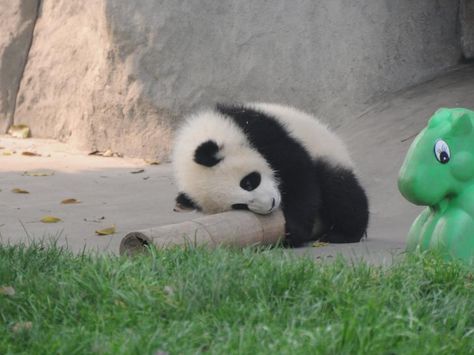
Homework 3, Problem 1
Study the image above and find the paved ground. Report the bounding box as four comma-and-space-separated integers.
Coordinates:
1, 64, 473, 264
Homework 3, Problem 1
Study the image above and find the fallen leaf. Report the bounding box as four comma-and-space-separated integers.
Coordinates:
0, 286, 15, 296
163, 285, 175, 296
84, 216, 105, 223
61, 198, 80, 204
12, 321, 33, 333
114, 299, 126, 308
145, 159, 160, 165
89, 149, 122, 158
22, 151, 41, 157
12, 188, 29, 194
95, 226, 116, 236
2, 150, 13, 156
102, 149, 113, 157
23, 170, 54, 177
130, 169, 145, 174
8, 124, 30, 138
143, 176, 150, 180
312, 241, 329, 248
40, 216, 62, 223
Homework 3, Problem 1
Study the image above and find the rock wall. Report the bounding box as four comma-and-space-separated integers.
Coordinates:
461, 0, 474, 59
3, 0, 463, 159
0, 0, 39, 133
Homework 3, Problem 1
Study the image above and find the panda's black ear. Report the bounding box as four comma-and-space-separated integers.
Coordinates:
194, 140, 223, 167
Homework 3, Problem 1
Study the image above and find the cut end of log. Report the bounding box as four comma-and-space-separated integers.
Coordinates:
119, 232, 152, 256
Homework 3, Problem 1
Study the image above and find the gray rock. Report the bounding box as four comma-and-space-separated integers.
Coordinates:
12, 0, 461, 159
461, 0, 474, 59
0, 0, 39, 133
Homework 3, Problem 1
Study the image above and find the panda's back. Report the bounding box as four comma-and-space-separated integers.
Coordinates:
248, 103, 353, 168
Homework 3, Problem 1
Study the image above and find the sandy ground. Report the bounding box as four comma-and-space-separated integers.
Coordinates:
1, 64, 473, 264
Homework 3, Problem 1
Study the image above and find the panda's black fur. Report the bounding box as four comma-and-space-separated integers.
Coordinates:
214, 104, 368, 246
174, 103, 369, 247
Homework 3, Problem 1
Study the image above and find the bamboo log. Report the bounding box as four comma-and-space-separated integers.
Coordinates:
119, 209, 285, 255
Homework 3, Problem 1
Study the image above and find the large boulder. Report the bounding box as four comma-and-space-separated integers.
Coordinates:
13, 0, 460, 160
0, 0, 39, 133
14, 1, 174, 160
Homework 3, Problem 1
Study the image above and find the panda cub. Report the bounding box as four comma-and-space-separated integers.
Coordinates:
172, 103, 369, 247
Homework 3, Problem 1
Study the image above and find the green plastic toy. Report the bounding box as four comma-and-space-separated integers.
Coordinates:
398, 108, 474, 265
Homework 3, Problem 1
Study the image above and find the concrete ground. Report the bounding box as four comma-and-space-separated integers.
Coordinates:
1, 64, 473, 264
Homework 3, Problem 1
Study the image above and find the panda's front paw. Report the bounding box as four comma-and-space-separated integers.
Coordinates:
284, 222, 310, 248
174, 192, 200, 212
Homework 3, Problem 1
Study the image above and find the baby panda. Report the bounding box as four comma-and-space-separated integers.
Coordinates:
172, 103, 369, 247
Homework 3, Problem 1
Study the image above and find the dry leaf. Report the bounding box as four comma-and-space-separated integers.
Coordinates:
2, 150, 13, 156
114, 299, 126, 308
12, 321, 33, 333
89, 149, 122, 158
0, 286, 15, 296
61, 198, 80, 204
8, 124, 30, 138
102, 149, 113, 157
40, 216, 62, 223
145, 159, 160, 165
23, 170, 54, 177
22, 151, 41, 157
130, 169, 145, 174
95, 226, 116, 235
163, 285, 175, 296
312, 241, 329, 248
12, 188, 29, 194
84, 216, 105, 223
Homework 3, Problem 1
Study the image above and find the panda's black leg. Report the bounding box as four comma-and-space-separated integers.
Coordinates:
281, 187, 321, 247
314, 160, 369, 243
282, 217, 313, 247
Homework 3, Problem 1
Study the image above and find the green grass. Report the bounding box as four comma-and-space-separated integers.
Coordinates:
1, 243, 473, 355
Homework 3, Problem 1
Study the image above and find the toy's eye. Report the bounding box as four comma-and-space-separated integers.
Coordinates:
240, 171, 261, 191
434, 139, 450, 164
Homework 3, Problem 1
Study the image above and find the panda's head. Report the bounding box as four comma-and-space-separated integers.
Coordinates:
172, 110, 281, 214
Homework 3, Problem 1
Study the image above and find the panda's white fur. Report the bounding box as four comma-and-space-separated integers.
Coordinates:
248, 103, 354, 168
173, 109, 281, 214
172, 102, 369, 246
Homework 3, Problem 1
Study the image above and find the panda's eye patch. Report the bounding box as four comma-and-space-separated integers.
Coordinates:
240, 172, 261, 191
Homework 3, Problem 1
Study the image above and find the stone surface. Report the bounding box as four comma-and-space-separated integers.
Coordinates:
0, 0, 39, 133
14, 1, 174, 161
461, 0, 474, 59
339, 64, 474, 246
1, 64, 473, 265
13, 0, 460, 159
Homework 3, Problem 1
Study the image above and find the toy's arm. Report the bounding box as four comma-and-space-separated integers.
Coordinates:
406, 207, 431, 251
432, 209, 474, 263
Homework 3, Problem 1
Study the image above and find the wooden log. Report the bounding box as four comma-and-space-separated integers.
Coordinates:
119, 210, 285, 255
